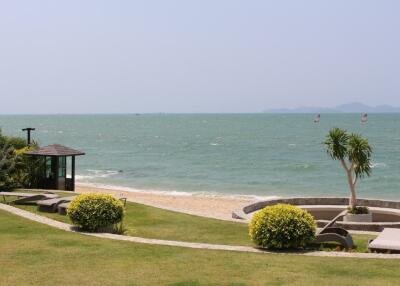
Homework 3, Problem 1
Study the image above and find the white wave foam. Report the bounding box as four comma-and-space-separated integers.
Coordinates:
75, 175, 95, 180
76, 169, 120, 181
299, 164, 310, 169
76, 182, 280, 201
370, 162, 387, 168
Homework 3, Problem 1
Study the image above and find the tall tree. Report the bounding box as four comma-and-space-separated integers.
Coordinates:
324, 128, 372, 209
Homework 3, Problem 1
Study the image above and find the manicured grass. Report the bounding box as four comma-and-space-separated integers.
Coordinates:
0, 210, 399, 286
123, 202, 253, 246
2, 192, 375, 251
13, 199, 252, 246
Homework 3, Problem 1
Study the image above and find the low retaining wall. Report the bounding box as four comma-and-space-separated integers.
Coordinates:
233, 197, 400, 232
316, 220, 400, 232
242, 197, 400, 214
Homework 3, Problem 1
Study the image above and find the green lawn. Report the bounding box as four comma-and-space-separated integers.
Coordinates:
0, 209, 399, 286
14, 200, 252, 245
2, 192, 375, 251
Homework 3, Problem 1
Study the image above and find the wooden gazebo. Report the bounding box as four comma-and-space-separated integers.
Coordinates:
25, 144, 85, 191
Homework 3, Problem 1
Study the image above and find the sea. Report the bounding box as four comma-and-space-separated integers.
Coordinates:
1, 114, 399, 199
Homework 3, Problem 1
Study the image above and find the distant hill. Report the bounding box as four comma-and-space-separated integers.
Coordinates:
263, 102, 400, 113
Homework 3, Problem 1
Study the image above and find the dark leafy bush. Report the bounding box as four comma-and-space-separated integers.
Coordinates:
0, 129, 27, 149
249, 204, 316, 249
0, 145, 19, 190
67, 193, 125, 232
14, 145, 45, 189
5, 137, 27, 150
347, 206, 369, 214
0, 129, 40, 190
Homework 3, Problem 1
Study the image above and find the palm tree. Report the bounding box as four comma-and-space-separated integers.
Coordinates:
324, 128, 372, 210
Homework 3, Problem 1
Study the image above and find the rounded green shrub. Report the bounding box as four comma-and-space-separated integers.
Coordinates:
67, 193, 125, 232
249, 204, 316, 249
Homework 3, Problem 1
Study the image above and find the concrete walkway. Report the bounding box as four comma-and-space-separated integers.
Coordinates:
0, 203, 399, 259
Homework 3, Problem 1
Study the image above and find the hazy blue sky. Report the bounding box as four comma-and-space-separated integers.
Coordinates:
1, 1, 399, 114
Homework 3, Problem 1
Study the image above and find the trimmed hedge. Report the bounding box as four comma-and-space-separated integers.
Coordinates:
67, 193, 125, 232
249, 204, 316, 249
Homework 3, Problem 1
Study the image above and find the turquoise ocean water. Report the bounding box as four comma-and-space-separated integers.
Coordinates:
1, 114, 399, 199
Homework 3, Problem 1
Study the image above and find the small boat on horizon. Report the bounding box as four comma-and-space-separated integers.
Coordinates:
314, 113, 321, 123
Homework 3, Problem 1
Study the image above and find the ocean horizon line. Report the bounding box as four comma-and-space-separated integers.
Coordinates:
2, 112, 400, 116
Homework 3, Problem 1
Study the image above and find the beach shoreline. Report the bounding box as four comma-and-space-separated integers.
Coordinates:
76, 184, 263, 221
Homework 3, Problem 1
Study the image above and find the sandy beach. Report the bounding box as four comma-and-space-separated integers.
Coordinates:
76, 184, 259, 221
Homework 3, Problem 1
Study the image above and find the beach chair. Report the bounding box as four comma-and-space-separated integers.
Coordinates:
57, 202, 70, 215
0, 192, 59, 205
314, 210, 354, 249
37, 196, 76, 212
368, 228, 400, 253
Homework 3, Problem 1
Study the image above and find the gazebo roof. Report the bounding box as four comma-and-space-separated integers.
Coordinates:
25, 144, 85, 157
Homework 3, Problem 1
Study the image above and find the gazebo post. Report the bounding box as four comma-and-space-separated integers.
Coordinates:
52, 156, 59, 189
71, 156, 76, 191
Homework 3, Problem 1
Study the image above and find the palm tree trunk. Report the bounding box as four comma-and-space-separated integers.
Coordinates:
346, 170, 357, 208
341, 159, 357, 209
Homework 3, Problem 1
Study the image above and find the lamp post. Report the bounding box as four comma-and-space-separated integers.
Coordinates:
22, 127, 35, 146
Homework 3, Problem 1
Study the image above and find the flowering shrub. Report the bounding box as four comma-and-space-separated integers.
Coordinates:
249, 204, 316, 249
67, 193, 124, 232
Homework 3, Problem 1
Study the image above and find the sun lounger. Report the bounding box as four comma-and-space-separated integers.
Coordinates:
0, 192, 59, 205
368, 228, 400, 253
314, 210, 354, 249
37, 196, 75, 212
57, 202, 70, 215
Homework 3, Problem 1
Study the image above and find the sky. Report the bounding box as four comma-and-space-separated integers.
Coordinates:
0, 0, 399, 114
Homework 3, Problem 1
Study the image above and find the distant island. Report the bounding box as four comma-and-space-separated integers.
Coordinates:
263, 102, 400, 113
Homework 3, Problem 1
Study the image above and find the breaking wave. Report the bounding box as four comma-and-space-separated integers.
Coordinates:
75, 169, 121, 180
370, 162, 387, 168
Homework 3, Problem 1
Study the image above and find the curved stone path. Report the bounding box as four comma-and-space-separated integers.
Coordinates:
1, 203, 399, 259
